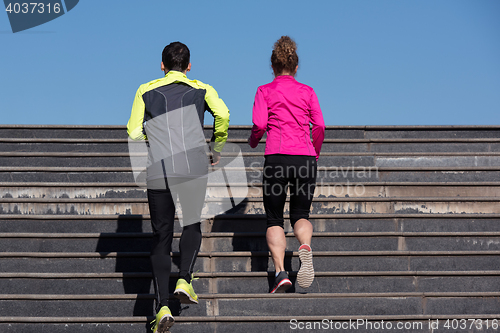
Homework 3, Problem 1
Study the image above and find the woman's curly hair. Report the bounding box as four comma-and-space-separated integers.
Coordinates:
271, 36, 299, 76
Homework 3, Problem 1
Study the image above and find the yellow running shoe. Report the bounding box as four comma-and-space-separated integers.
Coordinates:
150, 306, 174, 333
174, 274, 199, 304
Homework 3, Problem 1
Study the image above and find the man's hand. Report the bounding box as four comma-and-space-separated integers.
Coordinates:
211, 151, 221, 166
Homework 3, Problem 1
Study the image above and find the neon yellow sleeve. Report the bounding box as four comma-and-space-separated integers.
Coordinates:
127, 85, 147, 140
205, 85, 229, 152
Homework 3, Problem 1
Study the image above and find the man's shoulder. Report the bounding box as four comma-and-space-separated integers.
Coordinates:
136, 77, 166, 94
184, 77, 212, 90
141, 76, 213, 91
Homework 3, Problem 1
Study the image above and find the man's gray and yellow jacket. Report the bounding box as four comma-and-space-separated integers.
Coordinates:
127, 70, 230, 179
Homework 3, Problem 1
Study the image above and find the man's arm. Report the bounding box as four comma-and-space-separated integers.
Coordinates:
205, 85, 230, 153
127, 85, 147, 140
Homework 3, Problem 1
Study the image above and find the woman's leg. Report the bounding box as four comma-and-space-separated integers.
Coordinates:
266, 226, 286, 272
289, 156, 317, 289
263, 155, 289, 273
293, 218, 313, 246
289, 155, 317, 245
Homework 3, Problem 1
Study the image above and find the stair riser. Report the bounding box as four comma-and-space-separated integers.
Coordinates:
4, 218, 500, 234
0, 154, 500, 169
0, 143, 130, 153
3, 185, 500, 200
220, 297, 500, 317
0, 129, 127, 139
0, 172, 136, 183
1, 127, 500, 139
0, 324, 160, 333
4, 170, 500, 183
365, 130, 500, 139
377, 156, 500, 167
0, 186, 256, 200
3, 235, 500, 253
215, 255, 500, 273
5, 142, 500, 154
1, 170, 499, 184
12, 155, 500, 169
2, 200, 499, 215
2, 296, 498, 317
0, 257, 200, 274
11, 155, 500, 169
0, 322, 446, 333
5, 276, 499, 295
0, 219, 155, 234
0, 187, 147, 199
6, 275, 500, 295
0, 156, 375, 168
4, 255, 500, 273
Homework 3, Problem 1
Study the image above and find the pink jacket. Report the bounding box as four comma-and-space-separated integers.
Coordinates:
248, 75, 325, 160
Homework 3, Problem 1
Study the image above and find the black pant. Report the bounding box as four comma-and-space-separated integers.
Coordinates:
262, 154, 317, 229
147, 177, 207, 310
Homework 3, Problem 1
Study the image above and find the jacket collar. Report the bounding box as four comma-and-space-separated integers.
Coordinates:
274, 75, 295, 80
165, 70, 187, 79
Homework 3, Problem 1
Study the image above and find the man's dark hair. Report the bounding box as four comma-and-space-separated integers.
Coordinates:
162, 42, 190, 72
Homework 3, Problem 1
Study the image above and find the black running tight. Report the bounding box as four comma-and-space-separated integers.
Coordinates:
148, 178, 204, 310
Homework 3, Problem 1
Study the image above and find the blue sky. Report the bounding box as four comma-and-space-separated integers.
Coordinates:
1, 0, 499, 125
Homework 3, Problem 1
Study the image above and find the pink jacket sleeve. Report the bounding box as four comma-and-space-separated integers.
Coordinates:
248, 87, 268, 148
309, 89, 326, 160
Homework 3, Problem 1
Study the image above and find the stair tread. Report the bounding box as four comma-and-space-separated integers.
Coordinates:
2, 313, 499, 322
4, 231, 500, 237
3, 250, 500, 257
2, 270, 500, 278
2, 291, 500, 299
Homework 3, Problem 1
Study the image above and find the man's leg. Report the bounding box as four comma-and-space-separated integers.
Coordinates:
179, 222, 202, 282
148, 182, 176, 312
171, 177, 207, 303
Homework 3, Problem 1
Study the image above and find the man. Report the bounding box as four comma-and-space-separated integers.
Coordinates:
127, 41, 230, 333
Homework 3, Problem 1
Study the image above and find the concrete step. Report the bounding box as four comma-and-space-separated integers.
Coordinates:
3, 251, 500, 273
2, 196, 500, 215
4, 165, 500, 183
2, 125, 500, 140
4, 152, 500, 168
4, 315, 500, 333
3, 316, 500, 333
3, 214, 500, 233
3, 231, 500, 252
0, 125, 127, 139
2, 272, 500, 295
5, 139, 500, 154
0, 293, 499, 317
4, 182, 500, 199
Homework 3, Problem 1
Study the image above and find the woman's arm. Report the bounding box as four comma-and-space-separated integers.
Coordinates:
309, 89, 326, 160
248, 87, 268, 148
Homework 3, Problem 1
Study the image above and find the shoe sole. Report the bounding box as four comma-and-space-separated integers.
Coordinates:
297, 247, 314, 289
174, 288, 198, 304
156, 314, 174, 333
270, 278, 292, 293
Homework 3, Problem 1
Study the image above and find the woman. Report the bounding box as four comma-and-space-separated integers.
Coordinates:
248, 36, 325, 293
